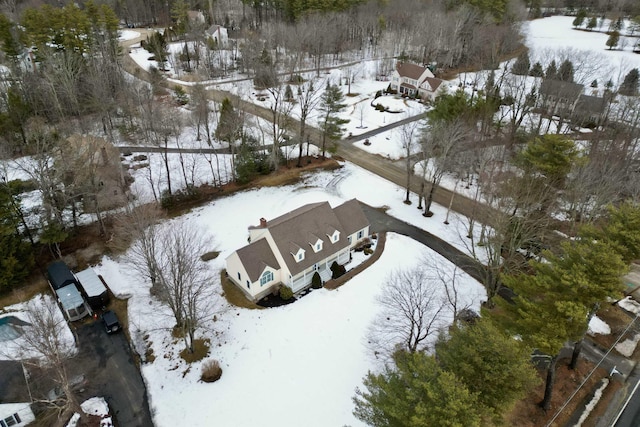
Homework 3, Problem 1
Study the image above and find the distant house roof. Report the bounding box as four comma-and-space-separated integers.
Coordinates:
0, 362, 31, 403
423, 77, 444, 92
575, 94, 606, 115
400, 82, 417, 90
539, 79, 583, 99
237, 239, 281, 282
206, 25, 226, 36
396, 62, 428, 80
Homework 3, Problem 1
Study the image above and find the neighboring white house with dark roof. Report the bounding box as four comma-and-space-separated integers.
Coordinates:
225, 199, 370, 302
389, 62, 446, 100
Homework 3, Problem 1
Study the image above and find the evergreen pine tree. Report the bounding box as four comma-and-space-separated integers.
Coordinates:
215, 97, 241, 143
572, 9, 587, 28
586, 16, 597, 31
545, 60, 558, 79
606, 31, 620, 50
511, 51, 530, 75
558, 59, 574, 82
0, 183, 34, 294
619, 68, 639, 96
284, 84, 293, 102
529, 61, 544, 77
319, 82, 349, 158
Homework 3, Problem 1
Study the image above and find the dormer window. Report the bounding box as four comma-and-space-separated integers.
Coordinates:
311, 238, 323, 253
293, 248, 305, 262
329, 230, 340, 243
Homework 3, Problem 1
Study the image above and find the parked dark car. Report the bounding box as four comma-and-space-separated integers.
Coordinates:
102, 311, 121, 334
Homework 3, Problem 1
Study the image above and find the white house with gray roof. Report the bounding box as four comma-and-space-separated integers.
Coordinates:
225, 199, 370, 302
390, 62, 446, 101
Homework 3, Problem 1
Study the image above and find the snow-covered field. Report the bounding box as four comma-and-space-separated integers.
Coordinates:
523, 16, 640, 74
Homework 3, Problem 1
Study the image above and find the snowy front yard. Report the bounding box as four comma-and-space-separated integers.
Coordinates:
91, 161, 486, 427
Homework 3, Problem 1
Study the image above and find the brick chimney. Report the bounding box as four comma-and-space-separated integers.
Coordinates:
259, 218, 267, 228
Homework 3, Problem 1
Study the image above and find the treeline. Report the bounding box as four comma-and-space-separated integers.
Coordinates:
528, 0, 640, 17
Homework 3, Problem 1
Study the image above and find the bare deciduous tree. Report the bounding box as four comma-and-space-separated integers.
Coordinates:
266, 83, 294, 169
295, 80, 323, 167
417, 120, 467, 216
3, 295, 82, 425
118, 210, 218, 353
398, 118, 420, 205
420, 253, 472, 321
369, 267, 447, 357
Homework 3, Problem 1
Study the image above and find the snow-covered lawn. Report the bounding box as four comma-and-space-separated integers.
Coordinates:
97, 231, 484, 427
89, 155, 487, 427
67, 397, 113, 427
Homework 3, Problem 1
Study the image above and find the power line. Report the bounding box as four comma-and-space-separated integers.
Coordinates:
545, 311, 640, 427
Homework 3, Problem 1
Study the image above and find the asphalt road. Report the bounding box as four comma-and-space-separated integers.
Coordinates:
613, 376, 640, 427
75, 320, 153, 427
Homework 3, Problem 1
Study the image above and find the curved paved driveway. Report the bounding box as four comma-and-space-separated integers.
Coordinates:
359, 202, 489, 285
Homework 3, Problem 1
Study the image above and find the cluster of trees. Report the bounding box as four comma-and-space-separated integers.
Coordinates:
354, 318, 540, 426
494, 202, 640, 410
0, 176, 34, 294
354, 200, 640, 424
529, 0, 640, 19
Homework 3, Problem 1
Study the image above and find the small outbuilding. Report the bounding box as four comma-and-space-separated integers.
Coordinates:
76, 268, 109, 310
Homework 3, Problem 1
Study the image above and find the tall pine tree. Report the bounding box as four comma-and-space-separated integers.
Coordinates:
319, 82, 349, 158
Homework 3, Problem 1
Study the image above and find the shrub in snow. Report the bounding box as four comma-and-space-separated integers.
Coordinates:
311, 271, 322, 289
279, 285, 293, 300
201, 359, 223, 383
330, 262, 346, 279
